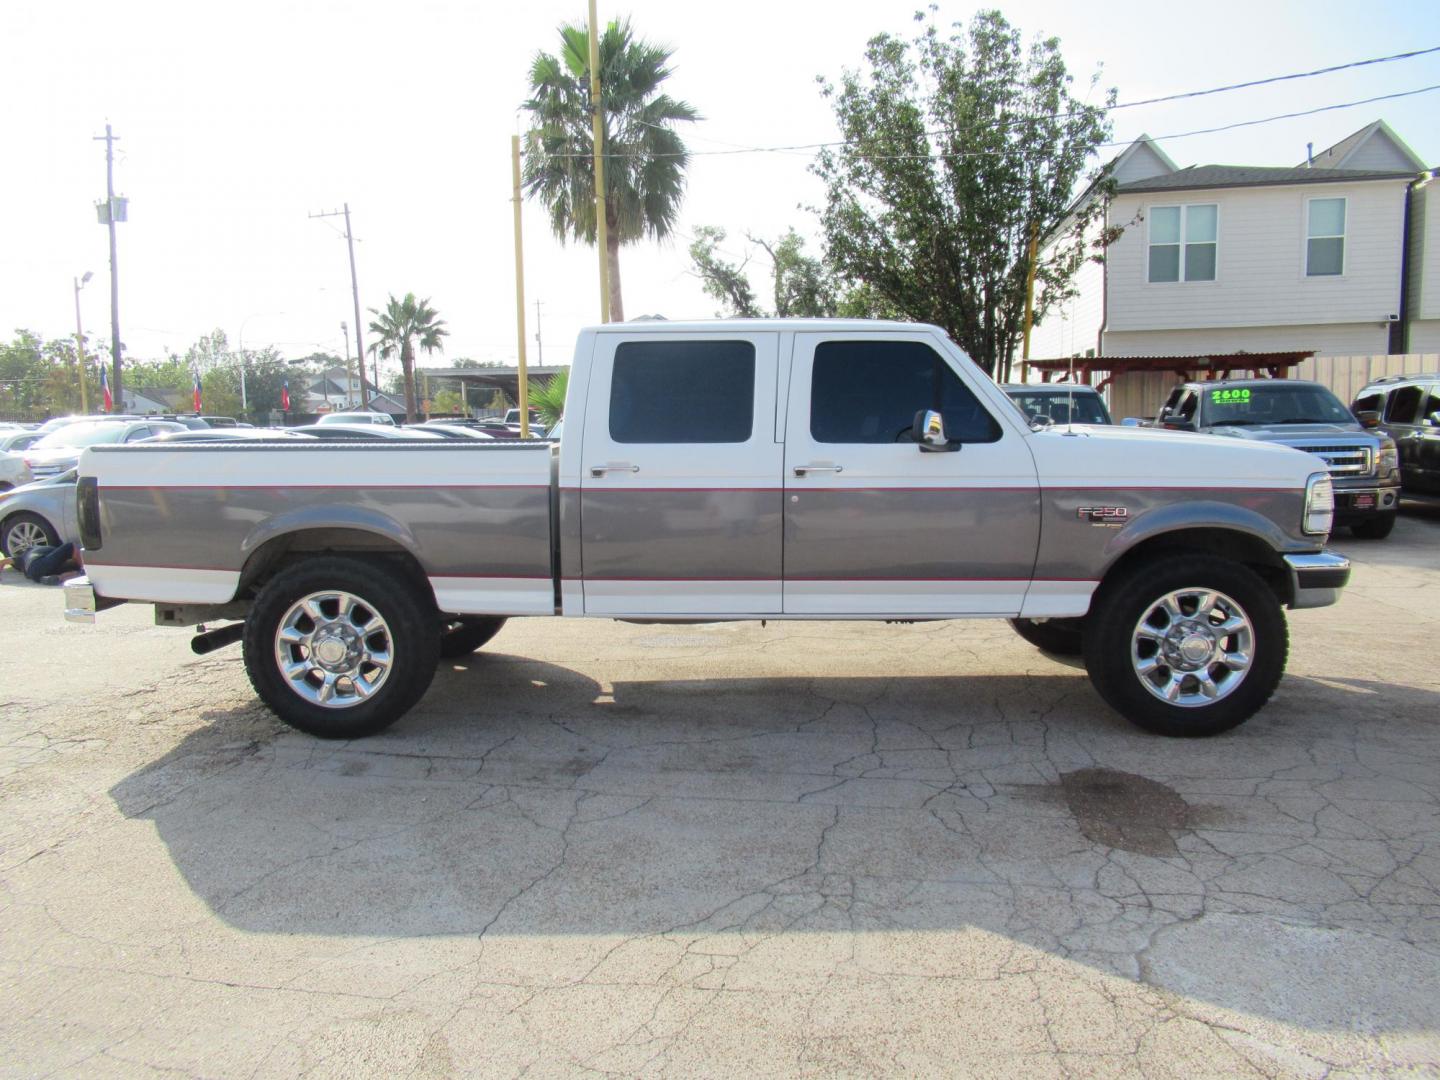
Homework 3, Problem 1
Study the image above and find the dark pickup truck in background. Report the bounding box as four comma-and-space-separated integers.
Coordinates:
1141, 378, 1401, 539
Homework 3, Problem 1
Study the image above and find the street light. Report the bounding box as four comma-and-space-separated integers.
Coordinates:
73, 272, 94, 413
237, 310, 285, 417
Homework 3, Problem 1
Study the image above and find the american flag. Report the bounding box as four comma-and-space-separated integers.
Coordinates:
281, 378, 291, 411
100, 365, 112, 412
192, 369, 202, 413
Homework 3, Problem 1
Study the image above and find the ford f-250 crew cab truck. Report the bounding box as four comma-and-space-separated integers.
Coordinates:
63, 320, 1349, 740
1146, 378, 1400, 539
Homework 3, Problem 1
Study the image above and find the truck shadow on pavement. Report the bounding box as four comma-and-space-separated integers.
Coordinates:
108, 656, 1440, 1038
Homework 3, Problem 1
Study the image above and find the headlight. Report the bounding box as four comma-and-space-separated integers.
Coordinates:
1376, 437, 1398, 475
1303, 473, 1334, 536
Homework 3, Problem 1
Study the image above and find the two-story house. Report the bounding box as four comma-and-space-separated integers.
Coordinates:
1029, 120, 1435, 362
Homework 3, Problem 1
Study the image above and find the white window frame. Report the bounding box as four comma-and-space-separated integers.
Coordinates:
1146, 203, 1219, 284
1304, 195, 1347, 278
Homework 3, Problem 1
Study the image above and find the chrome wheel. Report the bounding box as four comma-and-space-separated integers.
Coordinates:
1130, 587, 1254, 708
273, 590, 393, 709
5, 519, 50, 557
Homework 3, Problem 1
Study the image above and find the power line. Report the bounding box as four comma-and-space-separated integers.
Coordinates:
538, 82, 1440, 162
1111, 44, 1440, 111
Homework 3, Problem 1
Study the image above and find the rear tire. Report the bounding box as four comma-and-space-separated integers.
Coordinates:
1009, 617, 1084, 657
1350, 511, 1396, 540
439, 616, 508, 658
243, 556, 440, 739
1083, 554, 1287, 737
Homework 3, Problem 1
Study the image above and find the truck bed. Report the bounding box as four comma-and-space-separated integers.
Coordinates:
80, 441, 557, 614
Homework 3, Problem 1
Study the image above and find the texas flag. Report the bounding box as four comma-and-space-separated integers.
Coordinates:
192, 369, 202, 413
281, 378, 291, 411
100, 364, 112, 412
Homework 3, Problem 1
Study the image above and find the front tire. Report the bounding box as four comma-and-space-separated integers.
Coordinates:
1350, 511, 1396, 540
243, 556, 440, 739
1, 512, 60, 558
1082, 555, 1287, 737
1009, 617, 1084, 657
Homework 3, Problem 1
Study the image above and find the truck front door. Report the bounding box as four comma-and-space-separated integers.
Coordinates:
578, 330, 784, 615
781, 332, 1040, 616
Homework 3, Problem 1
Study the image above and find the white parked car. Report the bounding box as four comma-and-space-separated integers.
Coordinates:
0, 450, 32, 490
315, 411, 396, 426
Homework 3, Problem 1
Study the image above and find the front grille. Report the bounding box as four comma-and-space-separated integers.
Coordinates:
1296, 443, 1372, 477
29, 464, 66, 478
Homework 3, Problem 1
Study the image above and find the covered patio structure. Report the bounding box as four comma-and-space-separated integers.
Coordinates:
1021, 351, 1315, 422
416, 365, 567, 415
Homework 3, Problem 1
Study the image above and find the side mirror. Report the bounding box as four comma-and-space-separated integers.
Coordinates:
911, 409, 959, 453
1028, 414, 1054, 432
1427, 411, 1440, 427
1355, 410, 1381, 429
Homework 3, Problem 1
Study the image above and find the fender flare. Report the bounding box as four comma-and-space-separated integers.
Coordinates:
1098, 500, 1294, 578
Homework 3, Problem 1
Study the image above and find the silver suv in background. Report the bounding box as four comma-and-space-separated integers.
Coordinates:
1149, 379, 1400, 539
23, 419, 187, 480
1352, 374, 1440, 496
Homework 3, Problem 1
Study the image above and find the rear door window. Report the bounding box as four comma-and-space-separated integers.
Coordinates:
809, 340, 1000, 444
609, 340, 755, 443
1385, 385, 1424, 424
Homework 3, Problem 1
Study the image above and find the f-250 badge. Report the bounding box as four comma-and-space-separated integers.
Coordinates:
1077, 506, 1129, 527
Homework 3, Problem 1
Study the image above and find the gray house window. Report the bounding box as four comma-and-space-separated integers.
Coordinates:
1148, 204, 1217, 282
1306, 197, 1346, 277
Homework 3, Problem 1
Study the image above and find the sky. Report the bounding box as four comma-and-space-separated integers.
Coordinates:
2, 0, 1438, 383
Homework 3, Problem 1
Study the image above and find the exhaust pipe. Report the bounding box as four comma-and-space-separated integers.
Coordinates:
191, 622, 245, 655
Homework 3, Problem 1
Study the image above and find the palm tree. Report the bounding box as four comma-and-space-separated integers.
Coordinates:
522, 17, 699, 321
367, 293, 448, 423
527, 366, 569, 426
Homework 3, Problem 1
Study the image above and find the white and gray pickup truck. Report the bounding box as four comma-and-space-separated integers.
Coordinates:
65, 320, 1349, 740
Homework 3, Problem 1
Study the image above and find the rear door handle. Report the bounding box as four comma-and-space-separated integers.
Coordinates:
590, 463, 640, 477
793, 464, 843, 476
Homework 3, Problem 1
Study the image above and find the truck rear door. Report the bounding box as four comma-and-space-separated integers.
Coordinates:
578, 330, 783, 615
781, 331, 1040, 616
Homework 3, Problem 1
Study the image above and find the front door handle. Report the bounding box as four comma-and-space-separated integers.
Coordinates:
590, 463, 640, 477
793, 463, 844, 476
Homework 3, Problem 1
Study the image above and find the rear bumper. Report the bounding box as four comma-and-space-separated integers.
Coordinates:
62, 576, 124, 624
1283, 552, 1350, 610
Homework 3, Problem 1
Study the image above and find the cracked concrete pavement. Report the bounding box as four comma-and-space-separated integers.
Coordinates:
2, 504, 1438, 1077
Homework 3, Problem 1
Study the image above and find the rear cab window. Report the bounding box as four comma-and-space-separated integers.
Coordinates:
609, 340, 755, 443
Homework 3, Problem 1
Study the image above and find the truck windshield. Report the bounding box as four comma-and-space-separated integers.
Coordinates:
1203, 385, 1353, 427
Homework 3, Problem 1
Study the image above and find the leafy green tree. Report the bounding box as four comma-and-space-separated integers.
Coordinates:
527, 367, 569, 426
367, 293, 449, 423
522, 17, 699, 321
688, 228, 761, 317
689, 226, 854, 318
814, 8, 1113, 377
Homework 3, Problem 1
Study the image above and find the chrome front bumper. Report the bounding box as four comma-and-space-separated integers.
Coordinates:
1283, 552, 1350, 610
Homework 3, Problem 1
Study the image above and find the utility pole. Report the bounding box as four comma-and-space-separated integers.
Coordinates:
588, 0, 611, 323
511, 135, 531, 438
341, 321, 354, 406
93, 124, 125, 406
310, 204, 370, 407
73, 272, 93, 413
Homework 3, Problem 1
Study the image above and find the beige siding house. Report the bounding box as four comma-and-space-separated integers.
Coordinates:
1030, 121, 1434, 363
